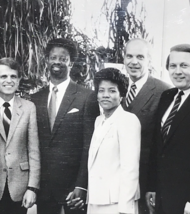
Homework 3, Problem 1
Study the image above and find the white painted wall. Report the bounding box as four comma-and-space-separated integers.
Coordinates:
161, 0, 190, 84
71, 0, 190, 84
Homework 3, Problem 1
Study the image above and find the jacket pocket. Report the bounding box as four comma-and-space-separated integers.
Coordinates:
20, 162, 29, 171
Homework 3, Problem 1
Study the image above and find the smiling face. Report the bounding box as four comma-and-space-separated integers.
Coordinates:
124, 40, 150, 82
168, 51, 190, 90
0, 65, 20, 101
47, 47, 71, 84
97, 80, 122, 117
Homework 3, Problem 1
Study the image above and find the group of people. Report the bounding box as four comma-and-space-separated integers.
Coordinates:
0, 37, 190, 214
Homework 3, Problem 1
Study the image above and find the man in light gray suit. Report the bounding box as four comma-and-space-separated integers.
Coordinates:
0, 58, 40, 214
122, 38, 170, 214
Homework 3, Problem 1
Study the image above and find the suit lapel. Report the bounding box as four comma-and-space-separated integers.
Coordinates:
164, 92, 190, 145
88, 117, 113, 169
7, 97, 23, 146
38, 87, 51, 131
51, 81, 77, 137
88, 106, 122, 169
122, 76, 155, 113
0, 114, 6, 142
159, 89, 178, 124
33, 87, 52, 146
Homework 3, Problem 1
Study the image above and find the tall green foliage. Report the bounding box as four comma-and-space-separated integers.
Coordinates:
0, 0, 73, 93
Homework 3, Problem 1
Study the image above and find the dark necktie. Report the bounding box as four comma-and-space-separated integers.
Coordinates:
162, 91, 184, 142
48, 86, 58, 130
3, 102, 12, 138
126, 83, 137, 107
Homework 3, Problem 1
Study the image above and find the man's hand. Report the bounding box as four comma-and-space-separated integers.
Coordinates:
22, 190, 36, 208
184, 202, 190, 214
66, 188, 86, 210
145, 192, 156, 213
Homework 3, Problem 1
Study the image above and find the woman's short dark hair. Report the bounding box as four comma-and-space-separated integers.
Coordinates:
0, 57, 21, 77
94, 68, 128, 97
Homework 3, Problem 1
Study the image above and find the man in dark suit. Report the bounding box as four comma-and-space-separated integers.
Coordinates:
122, 38, 170, 214
31, 38, 99, 214
146, 44, 190, 214
0, 58, 40, 214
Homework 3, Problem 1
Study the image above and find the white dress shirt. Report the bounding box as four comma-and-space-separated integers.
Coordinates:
0, 97, 14, 118
127, 72, 149, 98
161, 88, 190, 127
48, 78, 70, 114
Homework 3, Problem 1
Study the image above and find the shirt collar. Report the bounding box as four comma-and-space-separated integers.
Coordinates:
49, 77, 70, 92
128, 72, 149, 89
102, 105, 122, 122
0, 96, 15, 108
178, 87, 190, 97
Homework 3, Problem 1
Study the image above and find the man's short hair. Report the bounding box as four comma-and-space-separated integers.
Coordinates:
166, 44, 190, 70
45, 38, 78, 62
124, 38, 152, 60
0, 57, 21, 77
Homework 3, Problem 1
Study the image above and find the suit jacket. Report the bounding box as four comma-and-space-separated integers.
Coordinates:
148, 88, 190, 213
0, 96, 40, 202
88, 105, 141, 213
31, 80, 99, 202
122, 76, 170, 197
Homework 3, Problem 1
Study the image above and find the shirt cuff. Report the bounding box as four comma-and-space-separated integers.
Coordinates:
184, 202, 190, 213
27, 186, 39, 194
75, 187, 87, 192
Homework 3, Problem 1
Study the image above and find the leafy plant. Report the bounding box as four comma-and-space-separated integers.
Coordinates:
0, 0, 73, 94
0, 0, 152, 93
97, 0, 153, 63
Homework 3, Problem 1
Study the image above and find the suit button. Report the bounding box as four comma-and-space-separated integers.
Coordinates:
3, 168, 7, 172
162, 155, 165, 158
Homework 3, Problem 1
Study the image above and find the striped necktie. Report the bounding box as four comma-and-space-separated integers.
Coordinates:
162, 91, 184, 143
3, 102, 12, 138
126, 83, 137, 107
48, 86, 58, 130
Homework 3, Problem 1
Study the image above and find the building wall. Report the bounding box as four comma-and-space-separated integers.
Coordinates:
72, 0, 190, 84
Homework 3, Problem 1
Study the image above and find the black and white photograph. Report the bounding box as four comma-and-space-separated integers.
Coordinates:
0, 0, 190, 214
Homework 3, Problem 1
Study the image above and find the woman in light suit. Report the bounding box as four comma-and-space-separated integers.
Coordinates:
87, 68, 141, 214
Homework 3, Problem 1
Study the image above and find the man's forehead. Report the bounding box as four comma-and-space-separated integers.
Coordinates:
50, 46, 70, 55
0, 65, 18, 74
126, 40, 148, 50
170, 51, 190, 62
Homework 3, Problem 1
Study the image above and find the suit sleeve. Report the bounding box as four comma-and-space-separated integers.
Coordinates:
75, 91, 100, 189
27, 102, 41, 189
146, 132, 158, 192
147, 91, 166, 192
118, 113, 141, 213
